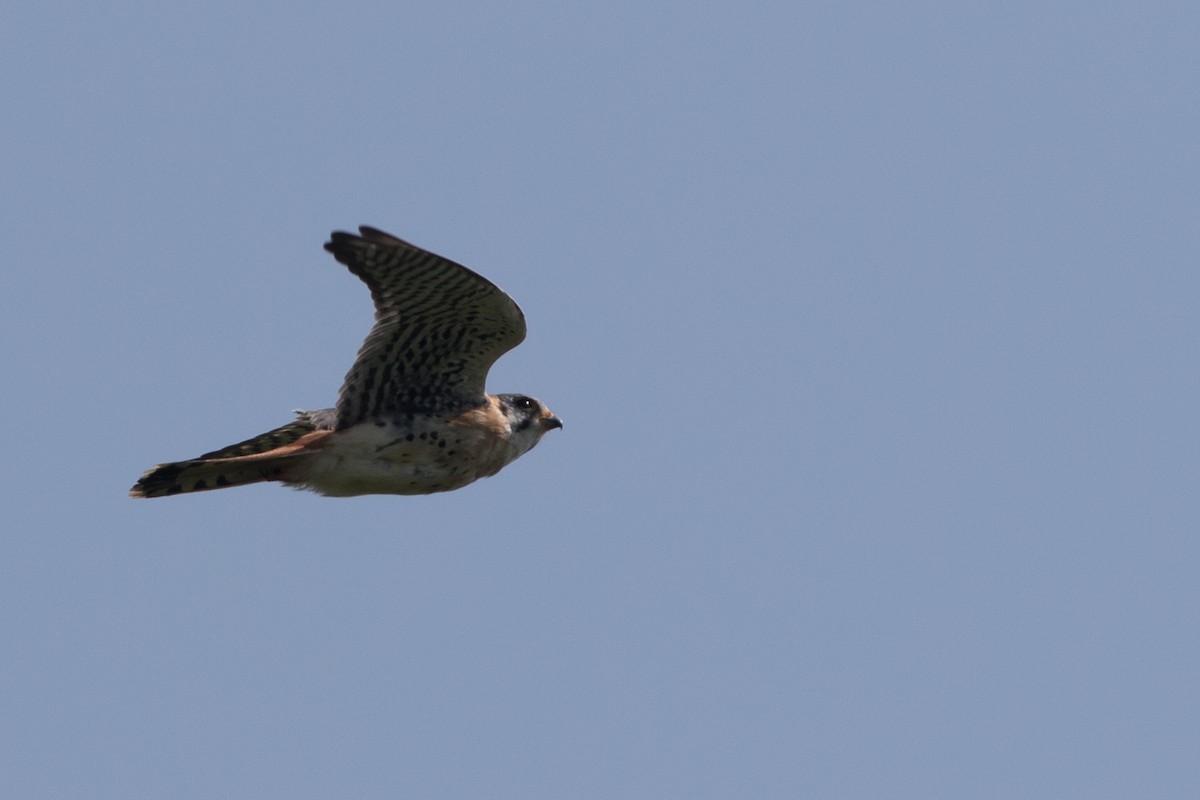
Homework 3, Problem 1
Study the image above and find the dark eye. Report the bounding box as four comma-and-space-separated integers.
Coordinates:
514, 396, 537, 412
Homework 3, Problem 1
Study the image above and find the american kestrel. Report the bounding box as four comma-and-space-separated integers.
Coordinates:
130, 226, 562, 498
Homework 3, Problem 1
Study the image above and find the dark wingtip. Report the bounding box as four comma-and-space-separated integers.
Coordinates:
326, 226, 418, 251
323, 229, 356, 255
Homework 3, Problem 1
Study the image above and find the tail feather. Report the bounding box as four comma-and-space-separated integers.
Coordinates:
130, 414, 335, 499
129, 452, 306, 498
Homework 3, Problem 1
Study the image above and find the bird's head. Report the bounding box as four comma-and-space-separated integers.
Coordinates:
496, 393, 563, 454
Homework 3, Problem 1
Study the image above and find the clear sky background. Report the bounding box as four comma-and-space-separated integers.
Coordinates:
2, 2, 1197, 797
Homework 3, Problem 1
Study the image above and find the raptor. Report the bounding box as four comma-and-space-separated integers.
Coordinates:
130, 226, 561, 498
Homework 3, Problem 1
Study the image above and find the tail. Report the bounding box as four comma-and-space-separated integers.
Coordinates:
130, 412, 334, 499
129, 452, 305, 498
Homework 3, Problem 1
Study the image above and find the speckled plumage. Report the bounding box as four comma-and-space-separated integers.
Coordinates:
130, 227, 561, 499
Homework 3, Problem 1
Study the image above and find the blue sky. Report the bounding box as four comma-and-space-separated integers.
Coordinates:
3, 1, 1198, 797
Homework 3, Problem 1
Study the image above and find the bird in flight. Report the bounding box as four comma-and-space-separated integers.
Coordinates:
131, 226, 561, 498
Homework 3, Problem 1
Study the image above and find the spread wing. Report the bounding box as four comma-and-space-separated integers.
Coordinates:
190, 409, 337, 460
323, 227, 526, 428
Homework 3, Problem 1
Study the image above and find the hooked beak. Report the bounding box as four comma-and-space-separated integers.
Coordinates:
542, 414, 563, 431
